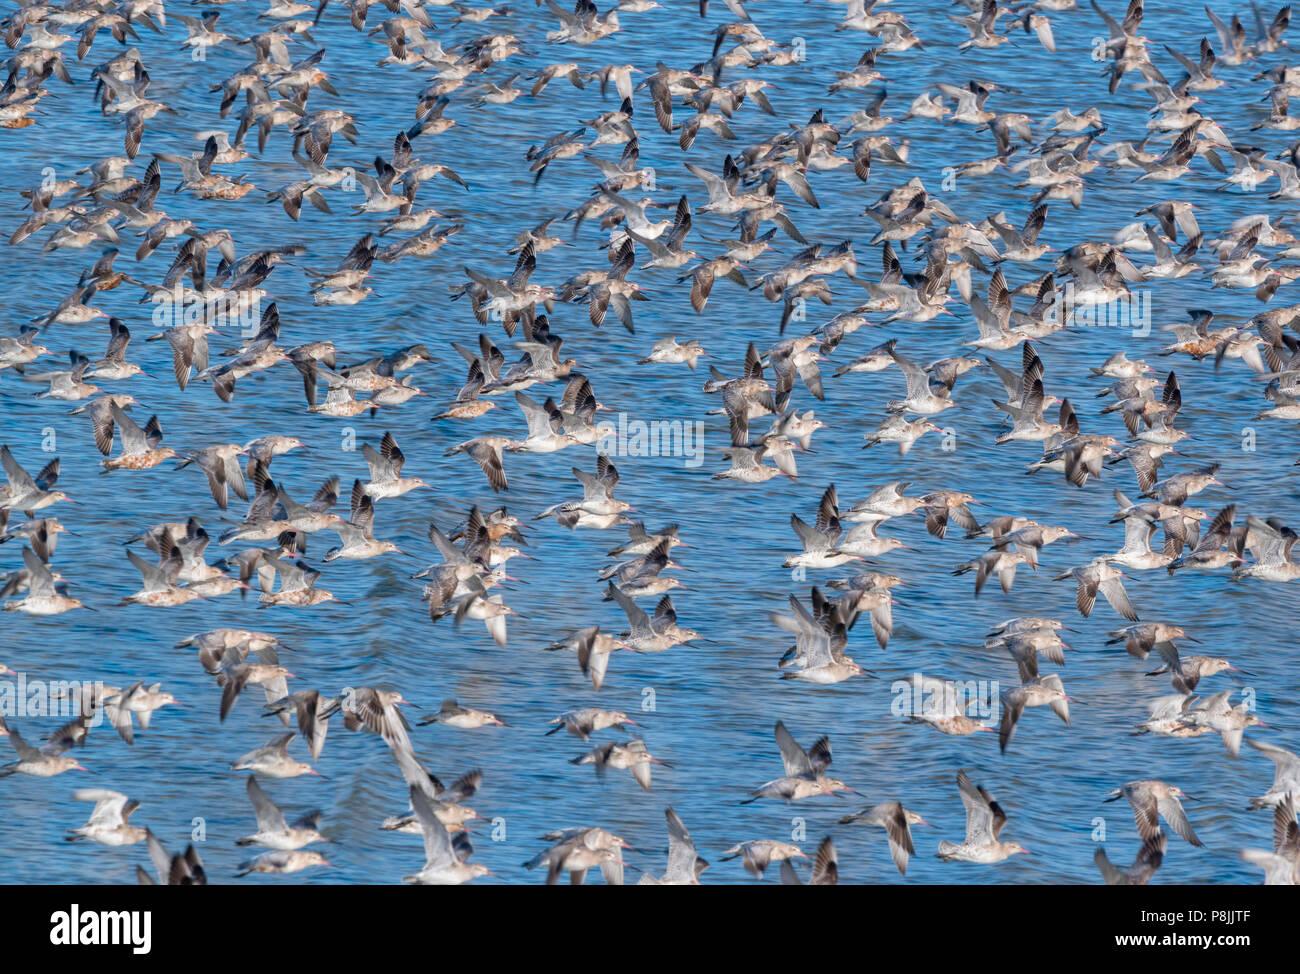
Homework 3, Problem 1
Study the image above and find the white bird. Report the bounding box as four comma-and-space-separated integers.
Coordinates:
66, 790, 147, 846
402, 785, 491, 885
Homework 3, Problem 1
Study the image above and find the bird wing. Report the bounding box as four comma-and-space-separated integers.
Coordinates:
245, 776, 289, 834
957, 770, 996, 845
773, 720, 813, 778
664, 807, 698, 882
409, 785, 456, 871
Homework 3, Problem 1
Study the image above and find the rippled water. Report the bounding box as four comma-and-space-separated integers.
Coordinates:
1, 0, 1297, 884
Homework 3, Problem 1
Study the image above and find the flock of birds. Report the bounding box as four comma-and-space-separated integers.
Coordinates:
0, 0, 1299, 884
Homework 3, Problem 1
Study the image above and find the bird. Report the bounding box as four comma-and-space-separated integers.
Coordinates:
0, 724, 88, 778
262, 690, 340, 762
639, 336, 707, 369
218, 660, 294, 723
236, 849, 331, 878
0, 446, 71, 515
3, 548, 85, 616
1104, 780, 1203, 847
66, 790, 147, 846
546, 709, 637, 741
418, 700, 507, 730
1095, 834, 1167, 886
101, 404, 178, 472
446, 437, 510, 492
838, 801, 929, 875
606, 582, 702, 653
779, 836, 839, 885
571, 739, 665, 791
104, 682, 179, 745
769, 590, 867, 685
402, 785, 491, 885
743, 720, 857, 802
1180, 690, 1265, 756
524, 826, 626, 886
1055, 559, 1139, 620
887, 347, 957, 415
174, 444, 248, 510
998, 676, 1072, 753
237, 776, 326, 851
1248, 740, 1300, 810
936, 770, 1032, 864
231, 733, 319, 779
903, 674, 996, 736
324, 482, 403, 562
637, 807, 708, 885
720, 839, 805, 878
1238, 796, 1299, 885
360, 432, 429, 498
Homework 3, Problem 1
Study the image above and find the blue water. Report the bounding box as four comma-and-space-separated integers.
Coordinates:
0, 0, 1297, 884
